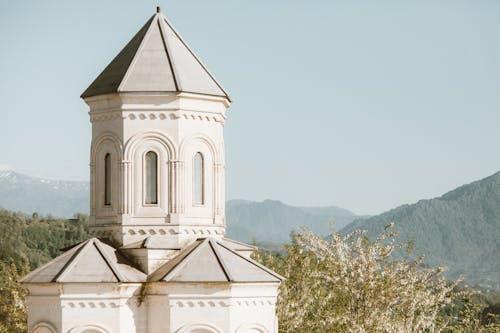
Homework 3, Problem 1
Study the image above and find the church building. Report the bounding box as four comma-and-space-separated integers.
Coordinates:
21, 7, 283, 333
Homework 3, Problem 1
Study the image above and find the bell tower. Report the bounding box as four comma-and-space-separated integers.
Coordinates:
22, 8, 282, 333
82, 7, 230, 247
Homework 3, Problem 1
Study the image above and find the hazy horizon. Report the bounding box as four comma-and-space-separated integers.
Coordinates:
1, 0, 499, 215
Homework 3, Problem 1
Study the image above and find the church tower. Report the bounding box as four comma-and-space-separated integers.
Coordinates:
21, 8, 282, 333
82, 7, 229, 249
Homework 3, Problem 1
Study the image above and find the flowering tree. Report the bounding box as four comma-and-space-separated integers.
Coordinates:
0, 262, 27, 333
255, 224, 458, 332
445, 295, 500, 333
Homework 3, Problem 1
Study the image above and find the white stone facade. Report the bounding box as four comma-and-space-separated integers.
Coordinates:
26, 283, 278, 333
87, 92, 229, 246
22, 8, 282, 333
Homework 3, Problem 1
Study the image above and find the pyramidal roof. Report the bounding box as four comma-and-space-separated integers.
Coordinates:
120, 236, 257, 252
148, 238, 283, 283
81, 8, 230, 101
20, 238, 146, 283
20, 237, 281, 284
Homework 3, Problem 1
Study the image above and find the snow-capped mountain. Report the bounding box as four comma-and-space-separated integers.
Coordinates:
0, 168, 89, 217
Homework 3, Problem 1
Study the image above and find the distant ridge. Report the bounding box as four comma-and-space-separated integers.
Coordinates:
341, 171, 500, 289
3, 167, 497, 289
0, 169, 89, 217
0, 169, 357, 241
226, 199, 359, 244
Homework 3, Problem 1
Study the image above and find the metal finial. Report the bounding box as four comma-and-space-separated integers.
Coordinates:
156, 6, 161, 13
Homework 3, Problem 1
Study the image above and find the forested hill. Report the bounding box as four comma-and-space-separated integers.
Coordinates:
0, 210, 88, 271
226, 199, 359, 244
342, 171, 500, 289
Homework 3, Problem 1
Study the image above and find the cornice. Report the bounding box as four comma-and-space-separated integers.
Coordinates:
83, 92, 230, 114
89, 110, 226, 125
89, 225, 226, 238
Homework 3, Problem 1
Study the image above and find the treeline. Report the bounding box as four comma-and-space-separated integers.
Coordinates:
0, 209, 89, 273
0, 209, 90, 332
0, 209, 499, 332
253, 226, 500, 332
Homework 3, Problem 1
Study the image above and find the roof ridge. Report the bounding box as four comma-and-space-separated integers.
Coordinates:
164, 238, 211, 281
208, 239, 233, 282
143, 236, 152, 248
161, 15, 230, 101
156, 239, 204, 281
54, 239, 95, 282
158, 14, 180, 91
222, 238, 258, 250
118, 14, 158, 92
93, 239, 125, 282
215, 240, 285, 281
81, 15, 155, 98
60, 239, 87, 252
20, 240, 86, 283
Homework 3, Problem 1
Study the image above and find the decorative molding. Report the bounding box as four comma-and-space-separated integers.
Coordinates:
90, 133, 123, 162
64, 301, 120, 309
90, 111, 225, 124
235, 323, 270, 333
179, 133, 221, 163
169, 298, 275, 308
31, 322, 57, 333
89, 227, 226, 238
66, 324, 110, 333
175, 323, 222, 333
89, 112, 123, 123
124, 130, 177, 161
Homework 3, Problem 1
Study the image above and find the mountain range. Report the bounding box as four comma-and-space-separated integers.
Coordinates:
0, 169, 359, 242
1, 167, 499, 289
226, 199, 359, 244
0, 169, 89, 217
342, 171, 500, 289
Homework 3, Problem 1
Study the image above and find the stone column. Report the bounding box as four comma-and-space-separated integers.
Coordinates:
89, 162, 96, 219
121, 160, 131, 215
169, 160, 185, 216
214, 163, 223, 219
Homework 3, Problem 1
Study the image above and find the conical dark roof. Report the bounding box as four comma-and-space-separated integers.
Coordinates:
81, 10, 230, 100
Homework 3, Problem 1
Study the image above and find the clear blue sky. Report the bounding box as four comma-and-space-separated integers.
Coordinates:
1, 0, 499, 215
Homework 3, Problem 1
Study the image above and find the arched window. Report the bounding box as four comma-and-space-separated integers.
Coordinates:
145, 151, 158, 204
31, 322, 56, 333
193, 152, 204, 205
177, 323, 223, 333
104, 153, 111, 206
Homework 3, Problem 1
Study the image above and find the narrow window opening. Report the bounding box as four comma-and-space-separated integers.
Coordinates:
193, 152, 204, 205
104, 153, 111, 206
145, 151, 158, 205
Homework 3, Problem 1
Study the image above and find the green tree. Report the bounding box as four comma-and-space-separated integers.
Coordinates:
445, 294, 500, 333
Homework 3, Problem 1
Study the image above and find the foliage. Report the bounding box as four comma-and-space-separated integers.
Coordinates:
0, 261, 27, 333
444, 294, 500, 332
0, 209, 89, 331
0, 209, 89, 271
255, 225, 499, 333
0, 207, 498, 332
